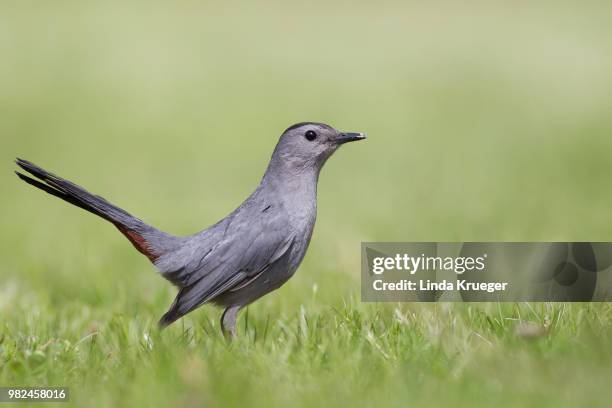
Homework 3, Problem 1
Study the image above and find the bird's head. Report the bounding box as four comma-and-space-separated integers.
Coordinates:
268, 122, 366, 175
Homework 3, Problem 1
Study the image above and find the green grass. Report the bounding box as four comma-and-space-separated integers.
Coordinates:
2, 300, 612, 407
2, 1, 612, 407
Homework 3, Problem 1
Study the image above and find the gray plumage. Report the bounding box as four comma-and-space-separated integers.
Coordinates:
15, 122, 365, 337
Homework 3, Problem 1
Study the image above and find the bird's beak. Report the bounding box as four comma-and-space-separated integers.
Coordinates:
336, 132, 367, 144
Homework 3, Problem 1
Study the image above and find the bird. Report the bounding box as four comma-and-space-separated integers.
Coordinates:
15, 122, 366, 338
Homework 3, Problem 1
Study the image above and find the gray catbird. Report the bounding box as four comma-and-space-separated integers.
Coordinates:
15, 122, 365, 337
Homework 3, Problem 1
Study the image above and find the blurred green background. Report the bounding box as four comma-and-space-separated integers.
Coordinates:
1, 1, 612, 407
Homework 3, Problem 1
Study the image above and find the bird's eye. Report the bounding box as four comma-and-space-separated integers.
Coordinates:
305, 130, 317, 141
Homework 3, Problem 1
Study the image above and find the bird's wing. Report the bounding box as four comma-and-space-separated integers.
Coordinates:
160, 206, 294, 287
158, 208, 295, 326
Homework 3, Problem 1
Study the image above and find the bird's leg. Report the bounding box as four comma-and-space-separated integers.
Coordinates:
221, 305, 241, 341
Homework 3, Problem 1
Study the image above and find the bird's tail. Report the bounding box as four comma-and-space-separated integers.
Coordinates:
15, 158, 181, 262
